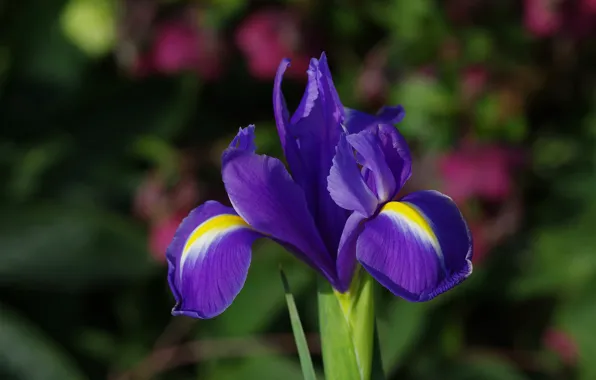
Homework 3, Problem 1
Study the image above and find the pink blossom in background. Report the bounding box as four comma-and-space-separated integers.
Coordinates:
446, 0, 475, 24
438, 143, 522, 204
149, 213, 186, 262
524, 0, 562, 37
581, 0, 596, 13
134, 19, 223, 79
133, 171, 166, 220
461, 65, 489, 101
417, 65, 437, 79
235, 9, 309, 79
133, 168, 201, 263
356, 46, 389, 104
543, 328, 578, 365
469, 223, 489, 263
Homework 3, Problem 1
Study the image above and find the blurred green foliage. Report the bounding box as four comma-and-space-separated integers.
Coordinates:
0, 0, 595, 379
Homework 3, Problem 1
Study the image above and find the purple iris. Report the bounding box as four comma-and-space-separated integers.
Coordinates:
166, 53, 473, 319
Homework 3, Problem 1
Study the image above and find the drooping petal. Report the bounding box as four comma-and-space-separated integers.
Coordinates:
356, 191, 472, 302
346, 128, 396, 203
328, 133, 379, 217
344, 105, 405, 135
166, 201, 261, 318
336, 211, 367, 291
221, 126, 337, 285
400, 190, 473, 276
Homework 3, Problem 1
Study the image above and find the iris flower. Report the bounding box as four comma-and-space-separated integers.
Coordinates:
167, 53, 473, 319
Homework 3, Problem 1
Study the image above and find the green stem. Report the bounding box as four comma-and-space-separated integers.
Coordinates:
317, 270, 385, 380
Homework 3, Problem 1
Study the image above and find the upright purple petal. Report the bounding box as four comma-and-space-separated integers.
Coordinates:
290, 59, 319, 124
375, 124, 412, 191
344, 105, 405, 134
166, 201, 261, 319
336, 211, 367, 291
346, 129, 396, 203
221, 127, 337, 285
229, 125, 257, 151
273, 60, 293, 154
273, 60, 304, 183
328, 134, 379, 217
345, 124, 412, 203
357, 191, 472, 302
280, 53, 349, 254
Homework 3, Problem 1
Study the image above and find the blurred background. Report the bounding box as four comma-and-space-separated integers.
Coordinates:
0, 0, 594, 379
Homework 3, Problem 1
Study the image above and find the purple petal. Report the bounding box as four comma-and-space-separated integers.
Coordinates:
328, 133, 379, 217
357, 191, 472, 302
273, 59, 304, 183
336, 212, 367, 291
291, 53, 344, 125
346, 124, 412, 202
401, 190, 473, 275
166, 201, 261, 319
290, 59, 319, 124
228, 125, 257, 152
282, 53, 348, 253
375, 124, 412, 191
221, 137, 337, 285
344, 105, 405, 134
346, 129, 396, 203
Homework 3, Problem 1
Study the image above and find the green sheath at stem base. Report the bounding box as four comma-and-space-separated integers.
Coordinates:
317, 269, 385, 380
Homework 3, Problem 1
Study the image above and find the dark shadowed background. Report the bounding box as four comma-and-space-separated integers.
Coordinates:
0, 0, 595, 379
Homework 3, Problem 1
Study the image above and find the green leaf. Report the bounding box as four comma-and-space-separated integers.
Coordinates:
378, 301, 431, 374
0, 305, 87, 380
463, 29, 494, 63
392, 75, 454, 149
513, 197, 596, 299
12, 0, 87, 89
280, 267, 317, 380
317, 268, 383, 380
0, 204, 153, 289
207, 356, 308, 380
556, 289, 596, 379
8, 138, 72, 201
446, 356, 528, 380
211, 241, 312, 336
369, 0, 432, 43
60, 0, 116, 57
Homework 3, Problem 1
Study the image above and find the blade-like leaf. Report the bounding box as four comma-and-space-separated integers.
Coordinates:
0, 305, 87, 380
0, 204, 153, 290
280, 267, 317, 380
211, 241, 312, 336
317, 268, 384, 380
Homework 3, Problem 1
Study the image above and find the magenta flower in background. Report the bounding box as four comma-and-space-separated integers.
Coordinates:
134, 18, 223, 79
582, 0, 596, 13
134, 170, 201, 263
235, 9, 309, 80
438, 143, 521, 204
543, 328, 578, 365
461, 65, 489, 102
356, 45, 391, 105
524, 0, 562, 37
150, 213, 186, 262
165, 53, 473, 319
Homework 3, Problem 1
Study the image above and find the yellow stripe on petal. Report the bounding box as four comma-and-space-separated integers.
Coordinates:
380, 201, 444, 268
381, 202, 435, 239
180, 214, 249, 267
